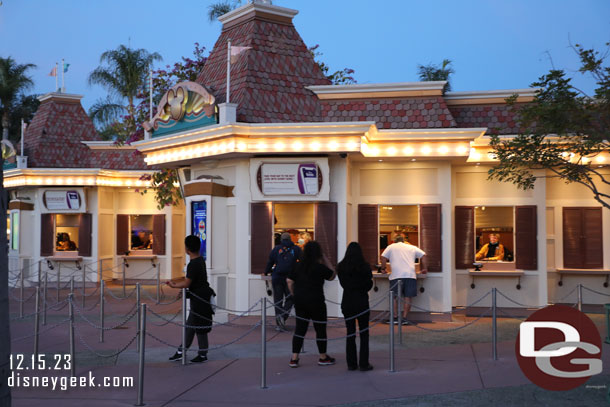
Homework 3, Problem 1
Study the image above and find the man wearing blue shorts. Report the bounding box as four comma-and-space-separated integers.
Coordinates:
380, 235, 426, 325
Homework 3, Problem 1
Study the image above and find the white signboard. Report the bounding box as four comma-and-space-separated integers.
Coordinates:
43, 190, 82, 211
249, 157, 329, 202
261, 163, 318, 195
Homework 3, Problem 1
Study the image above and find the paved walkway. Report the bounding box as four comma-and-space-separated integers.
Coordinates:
6, 286, 610, 406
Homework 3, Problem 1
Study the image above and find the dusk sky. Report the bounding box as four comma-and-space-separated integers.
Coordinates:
1, 0, 609, 112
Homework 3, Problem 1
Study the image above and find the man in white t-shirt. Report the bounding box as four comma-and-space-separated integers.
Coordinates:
380, 235, 426, 324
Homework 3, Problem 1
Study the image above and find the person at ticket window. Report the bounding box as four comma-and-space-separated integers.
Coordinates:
475, 233, 505, 261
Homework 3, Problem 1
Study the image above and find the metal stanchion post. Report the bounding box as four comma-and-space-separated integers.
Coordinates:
136, 283, 141, 352
43, 272, 48, 326
57, 262, 61, 304
82, 264, 86, 308
389, 290, 395, 372
100, 280, 105, 343
397, 280, 403, 345
261, 298, 267, 389
577, 283, 583, 312
19, 266, 25, 318
98, 259, 103, 283
38, 261, 42, 288
156, 263, 160, 304
182, 288, 187, 366
70, 276, 74, 299
122, 260, 126, 297
492, 288, 497, 361
135, 303, 146, 406
68, 294, 75, 377
34, 287, 40, 357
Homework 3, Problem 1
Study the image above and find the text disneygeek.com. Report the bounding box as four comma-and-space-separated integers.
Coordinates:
8, 354, 134, 391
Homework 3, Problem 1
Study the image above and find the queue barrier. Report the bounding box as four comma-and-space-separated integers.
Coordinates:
9, 277, 604, 405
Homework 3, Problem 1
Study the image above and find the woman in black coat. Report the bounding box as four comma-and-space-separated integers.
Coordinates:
337, 242, 374, 371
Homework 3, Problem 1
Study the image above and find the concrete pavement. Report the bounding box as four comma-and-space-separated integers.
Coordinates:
6, 286, 610, 406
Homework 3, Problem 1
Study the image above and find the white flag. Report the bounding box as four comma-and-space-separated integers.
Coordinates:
230, 46, 252, 64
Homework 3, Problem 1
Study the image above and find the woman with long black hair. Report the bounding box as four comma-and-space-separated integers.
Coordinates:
286, 241, 336, 368
337, 242, 374, 371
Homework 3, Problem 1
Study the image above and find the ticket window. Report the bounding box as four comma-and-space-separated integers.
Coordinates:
116, 214, 165, 256
273, 203, 314, 248
359, 203, 442, 272
379, 205, 419, 256
474, 206, 514, 262
55, 214, 80, 253
130, 215, 153, 254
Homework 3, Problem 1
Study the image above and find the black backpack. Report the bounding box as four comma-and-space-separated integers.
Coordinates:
275, 246, 297, 274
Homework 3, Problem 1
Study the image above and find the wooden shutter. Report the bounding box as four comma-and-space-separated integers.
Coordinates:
515, 206, 537, 270
152, 215, 166, 255
315, 202, 338, 267
40, 214, 54, 257
116, 215, 129, 255
420, 204, 442, 272
565, 207, 604, 269
251, 203, 273, 274
582, 208, 603, 268
455, 206, 474, 269
358, 204, 379, 268
77, 213, 92, 257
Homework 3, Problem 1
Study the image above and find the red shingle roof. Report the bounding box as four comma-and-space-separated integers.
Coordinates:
196, 7, 330, 123
448, 104, 522, 134
23, 93, 147, 170
320, 97, 457, 129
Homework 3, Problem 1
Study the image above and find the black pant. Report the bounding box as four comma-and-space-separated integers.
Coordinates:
292, 300, 327, 354
272, 278, 293, 321
180, 311, 210, 356
343, 308, 370, 369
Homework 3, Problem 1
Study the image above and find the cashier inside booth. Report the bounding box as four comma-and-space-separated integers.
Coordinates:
473, 206, 515, 271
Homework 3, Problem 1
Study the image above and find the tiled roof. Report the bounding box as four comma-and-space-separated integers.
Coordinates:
320, 97, 457, 129
23, 93, 147, 170
448, 104, 522, 135
88, 149, 148, 170
196, 8, 330, 123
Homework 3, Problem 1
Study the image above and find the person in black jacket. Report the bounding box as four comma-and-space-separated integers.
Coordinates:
167, 235, 215, 364
264, 232, 302, 331
287, 241, 336, 368
337, 242, 374, 371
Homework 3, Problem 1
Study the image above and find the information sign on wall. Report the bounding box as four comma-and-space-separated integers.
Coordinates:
191, 200, 207, 260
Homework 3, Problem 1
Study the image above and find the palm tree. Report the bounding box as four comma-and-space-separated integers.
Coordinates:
417, 59, 455, 92
0, 57, 36, 140
208, 0, 238, 21
88, 45, 162, 129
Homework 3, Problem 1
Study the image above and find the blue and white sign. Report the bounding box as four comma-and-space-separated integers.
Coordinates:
191, 200, 207, 260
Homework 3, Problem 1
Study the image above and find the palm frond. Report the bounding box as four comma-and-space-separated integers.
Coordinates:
208, 1, 237, 21
88, 97, 126, 128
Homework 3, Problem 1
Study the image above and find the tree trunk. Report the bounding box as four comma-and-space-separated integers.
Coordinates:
1, 112, 9, 141
0, 155, 11, 406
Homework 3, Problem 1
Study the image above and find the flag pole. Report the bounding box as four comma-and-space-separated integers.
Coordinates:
61, 58, 65, 92
20, 119, 25, 156
145, 69, 153, 140
149, 69, 153, 122
55, 62, 58, 92
226, 40, 231, 104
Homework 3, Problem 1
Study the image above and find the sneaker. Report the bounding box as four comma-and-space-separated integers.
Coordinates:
191, 355, 208, 363
318, 356, 336, 366
169, 352, 183, 361
289, 358, 299, 368
276, 317, 287, 331
402, 320, 417, 326
348, 365, 358, 371
360, 364, 374, 372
